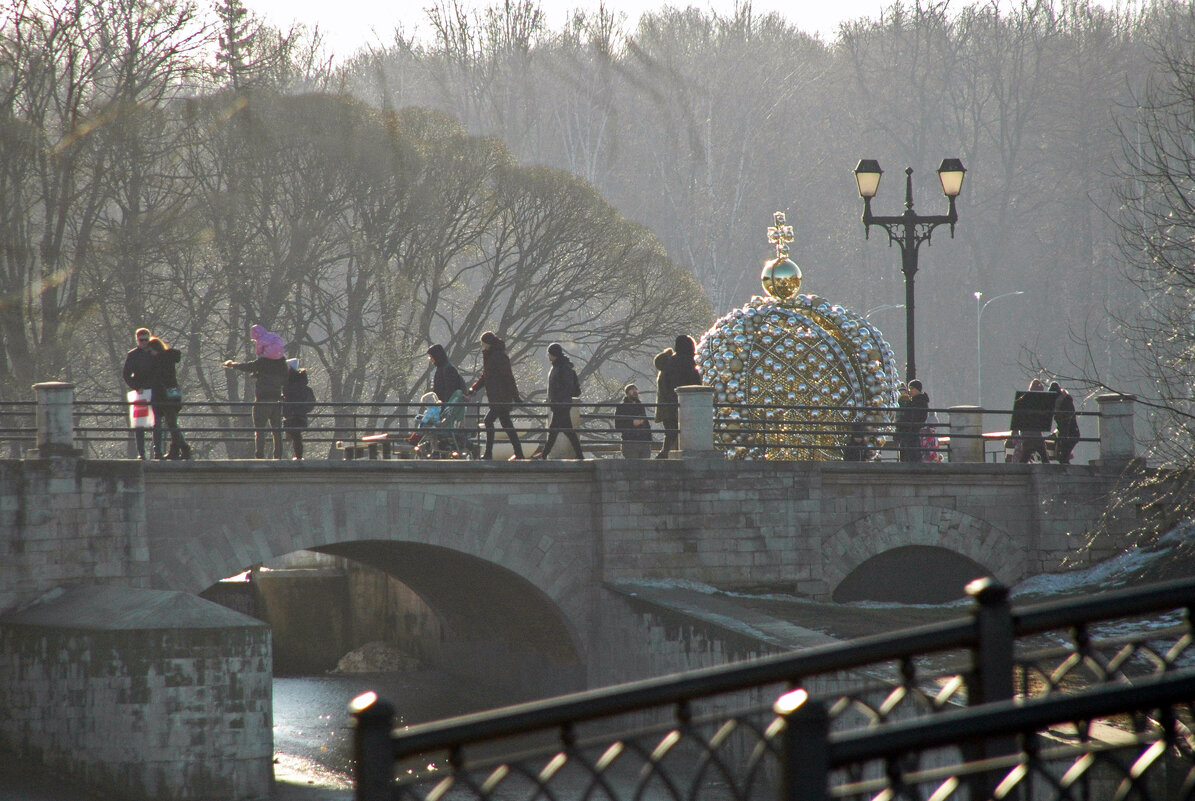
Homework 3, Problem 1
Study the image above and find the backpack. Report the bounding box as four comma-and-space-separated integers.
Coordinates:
297, 384, 316, 415
570, 367, 581, 398
284, 377, 316, 421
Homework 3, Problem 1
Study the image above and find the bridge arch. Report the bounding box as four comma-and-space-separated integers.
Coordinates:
147, 480, 594, 697
822, 505, 1023, 602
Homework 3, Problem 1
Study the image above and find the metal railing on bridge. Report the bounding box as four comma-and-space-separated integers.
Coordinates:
350, 576, 1195, 801
0, 396, 1101, 462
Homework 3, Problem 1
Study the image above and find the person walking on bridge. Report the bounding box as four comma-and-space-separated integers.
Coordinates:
465, 331, 525, 460
534, 343, 584, 460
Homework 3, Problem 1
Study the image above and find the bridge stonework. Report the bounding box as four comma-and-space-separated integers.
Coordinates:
1, 454, 1133, 800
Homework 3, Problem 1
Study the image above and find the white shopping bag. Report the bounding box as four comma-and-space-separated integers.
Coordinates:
127, 389, 155, 428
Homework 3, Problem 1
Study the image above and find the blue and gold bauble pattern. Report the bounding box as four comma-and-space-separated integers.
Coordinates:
697, 212, 900, 460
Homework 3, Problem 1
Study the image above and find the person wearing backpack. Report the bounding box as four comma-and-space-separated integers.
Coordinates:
282, 359, 316, 460
535, 343, 584, 460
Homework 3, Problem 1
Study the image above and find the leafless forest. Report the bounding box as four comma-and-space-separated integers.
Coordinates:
3, 0, 1193, 437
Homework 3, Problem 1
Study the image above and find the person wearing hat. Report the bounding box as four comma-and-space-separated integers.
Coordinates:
223, 326, 289, 459
653, 335, 701, 458
465, 331, 525, 459
535, 343, 584, 460
614, 383, 652, 459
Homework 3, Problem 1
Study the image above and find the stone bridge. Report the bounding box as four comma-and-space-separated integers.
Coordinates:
0, 383, 1143, 800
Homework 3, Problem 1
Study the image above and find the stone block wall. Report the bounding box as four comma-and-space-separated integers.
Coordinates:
595, 460, 1119, 599
0, 458, 148, 614
0, 585, 272, 801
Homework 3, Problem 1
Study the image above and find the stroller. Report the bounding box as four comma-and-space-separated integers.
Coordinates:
412, 390, 473, 459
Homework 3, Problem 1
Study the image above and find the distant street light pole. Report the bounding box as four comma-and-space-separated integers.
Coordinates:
854, 159, 966, 381
974, 290, 1026, 407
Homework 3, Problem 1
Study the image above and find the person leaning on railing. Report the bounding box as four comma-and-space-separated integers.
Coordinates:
897, 379, 929, 463
614, 383, 652, 459
653, 335, 701, 459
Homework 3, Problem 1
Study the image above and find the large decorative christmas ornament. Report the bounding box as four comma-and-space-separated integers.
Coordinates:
697, 212, 901, 460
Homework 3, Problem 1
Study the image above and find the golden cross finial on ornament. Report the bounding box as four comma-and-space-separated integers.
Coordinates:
767, 212, 794, 259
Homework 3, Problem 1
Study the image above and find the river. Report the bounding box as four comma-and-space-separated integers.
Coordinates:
0, 668, 510, 801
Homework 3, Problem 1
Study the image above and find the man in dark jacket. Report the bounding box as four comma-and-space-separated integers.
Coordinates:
1050, 381, 1080, 464
654, 335, 702, 459
224, 347, 289, 459
536, 343, 584, 460
427, 344, 466, 406
897, 379, 930, 462
614, 383, 652, 459
466, 331, 525, 460
122, 327, 156, 459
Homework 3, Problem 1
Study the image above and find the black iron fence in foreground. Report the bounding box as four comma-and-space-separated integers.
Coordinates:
0, 399, 1098, 462
351, 577, 1195, 801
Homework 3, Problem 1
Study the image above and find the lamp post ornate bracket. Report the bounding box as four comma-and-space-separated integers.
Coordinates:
854, 159, 966, 381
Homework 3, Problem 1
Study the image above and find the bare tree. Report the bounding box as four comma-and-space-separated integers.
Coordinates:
0, 0, 205, 400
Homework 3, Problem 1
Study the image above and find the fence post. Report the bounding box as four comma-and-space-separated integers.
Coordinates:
967, 577, 1014, 704
675, 384, 716, 459
947, 405, 984, 463
777, 692, 829, 801
28, 381, 79, 459
964, 577, 1016, 799
1096, 393, 1136, 465
351, 693, 396, 801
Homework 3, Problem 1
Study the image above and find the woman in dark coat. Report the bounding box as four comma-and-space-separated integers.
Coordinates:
1050, 381, 1080, 464
282, 361, 314, 460
466, 331, 525, 459
654, 335, 701, 459
896, 379, 929, 462
146, 337, 190, 459
536, 343, 584, 459
614, 384, 653, 459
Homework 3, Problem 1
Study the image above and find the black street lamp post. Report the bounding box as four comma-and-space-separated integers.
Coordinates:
854, 158, 966, 381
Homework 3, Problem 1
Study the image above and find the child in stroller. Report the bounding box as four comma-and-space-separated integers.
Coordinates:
412, 390, 472, 458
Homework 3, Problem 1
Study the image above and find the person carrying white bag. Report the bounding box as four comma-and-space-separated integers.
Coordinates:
122, 327, 157, 459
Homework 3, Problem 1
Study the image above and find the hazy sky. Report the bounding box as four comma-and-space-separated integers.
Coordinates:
242, 0, 890, 59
